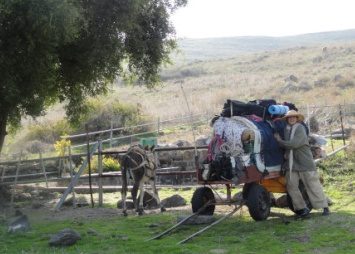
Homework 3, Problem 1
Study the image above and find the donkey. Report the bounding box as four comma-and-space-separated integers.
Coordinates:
120, 145, 165, 216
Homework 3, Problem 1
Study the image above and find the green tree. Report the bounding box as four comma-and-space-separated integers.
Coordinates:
0, 0, 186, 154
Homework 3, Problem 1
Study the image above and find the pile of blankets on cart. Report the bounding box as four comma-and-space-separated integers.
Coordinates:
205, 99, 326, 180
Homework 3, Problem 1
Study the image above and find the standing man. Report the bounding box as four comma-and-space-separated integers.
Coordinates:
274, 110, 330, 217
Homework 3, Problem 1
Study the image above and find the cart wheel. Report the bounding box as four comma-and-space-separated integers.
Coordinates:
287, 181, 313, 215
191, 187, 216, 215
246, 183, 271, 221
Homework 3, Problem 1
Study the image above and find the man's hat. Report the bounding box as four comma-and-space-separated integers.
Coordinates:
283, 110, 305, 122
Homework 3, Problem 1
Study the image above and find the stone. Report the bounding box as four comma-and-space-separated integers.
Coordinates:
195, 136, 210, 146
49, 228, 81, 247
161, 194, 186, 208
284, 75, 298, 82
7, 213, 31, 233
14, 192, 32, 202
177, 215, 216, 225
173, 140, 192, 147
231, 192, 243, 205
63, 196, 89, 207
141, 191, 159, 209
274, 194, 289, 208
117, 199, 135, 209
32, 201, 43, 209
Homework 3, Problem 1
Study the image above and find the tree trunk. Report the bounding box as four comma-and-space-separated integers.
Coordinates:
0, 113, 8, 156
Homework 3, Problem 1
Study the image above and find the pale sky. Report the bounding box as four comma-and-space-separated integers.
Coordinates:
171, 0, 355, 38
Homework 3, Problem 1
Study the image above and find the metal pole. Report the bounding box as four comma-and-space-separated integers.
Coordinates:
98, 139, 103, 207
86, 124, 95, 208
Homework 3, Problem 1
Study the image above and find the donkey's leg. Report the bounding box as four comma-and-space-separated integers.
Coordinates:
150, 179, 166, 212
137, 179, 145, 215
121, 168, 128, 216
131, 181, 139, 212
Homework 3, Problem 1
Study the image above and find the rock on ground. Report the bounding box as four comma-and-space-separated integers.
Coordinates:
49, 228, 81, 247
177, 215, 216, 225
161, 194, 186, 208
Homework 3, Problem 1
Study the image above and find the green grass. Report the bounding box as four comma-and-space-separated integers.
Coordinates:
1, 210, 354, 254
1, 152, 354, 254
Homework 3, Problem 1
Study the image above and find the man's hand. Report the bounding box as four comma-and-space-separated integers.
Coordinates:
274, 133, 282, 142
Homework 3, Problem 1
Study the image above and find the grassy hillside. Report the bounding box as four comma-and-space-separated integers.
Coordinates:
175, 29, 355, 62
3, 33, 355, 155
117, 41, 355, 119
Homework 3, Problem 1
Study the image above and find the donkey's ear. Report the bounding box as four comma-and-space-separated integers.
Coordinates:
144, 145, 149, 151
150, 145, 155, 151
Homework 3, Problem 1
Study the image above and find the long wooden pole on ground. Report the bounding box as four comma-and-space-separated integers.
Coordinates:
54, 143, 98, 211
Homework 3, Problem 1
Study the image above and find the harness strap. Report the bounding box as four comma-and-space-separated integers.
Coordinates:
124, 148, 156, 179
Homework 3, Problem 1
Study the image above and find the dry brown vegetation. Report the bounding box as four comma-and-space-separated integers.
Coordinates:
112, 42, 355, 120
3, 41, 355, 155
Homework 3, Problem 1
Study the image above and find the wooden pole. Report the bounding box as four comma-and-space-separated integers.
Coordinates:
55, 143, 98, 211
109, 120, 113, 148
157, 117, 160, 136
339, 104, 346, 146
68, 146, 76, 208
178, 204, 243, 244
98, 139, 103, 207
39, 152, 49, 188
10, 151, 22, 206
307, 104, 311, 133
86, 124, 95, 208
1, 164, 6, 182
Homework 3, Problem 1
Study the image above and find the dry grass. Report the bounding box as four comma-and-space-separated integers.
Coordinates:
4, 41, 355, 154
110, 42, 355, 121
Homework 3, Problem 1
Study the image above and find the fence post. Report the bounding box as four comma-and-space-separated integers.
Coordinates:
307, 104, 311, 133
10, 151, 22, 207
339, 104, 346, 146
98, 139, 103, 207
55, 143, 99, 211
86, 124, 95, 208
109, 120, 113, 148
39, 152, 49, 188
157, 117, 160, 136
1, 164, 6, 182
68, 146, 76, 208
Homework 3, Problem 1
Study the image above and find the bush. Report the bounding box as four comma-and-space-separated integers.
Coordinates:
26, 119, 73, 144
76, 98, 149, 135
83, 156, 120, 174
102, 156, 121, 172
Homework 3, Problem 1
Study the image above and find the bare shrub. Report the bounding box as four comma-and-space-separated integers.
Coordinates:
314, 76, 330, 87
26, 119, 73, 144
309, 116, 320, 133
312, 56, 323, 63
336, 79, 354, 89
24, 140, 54, 154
